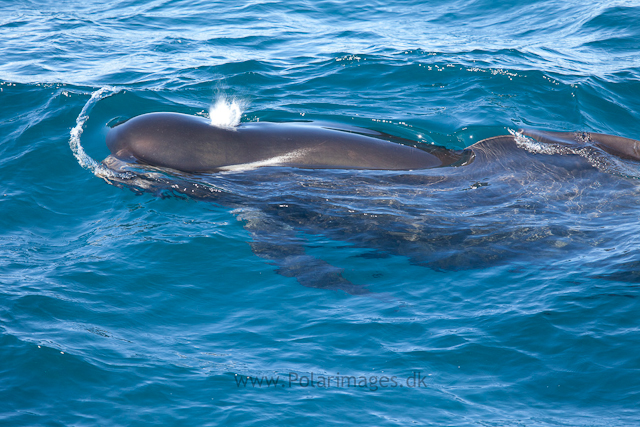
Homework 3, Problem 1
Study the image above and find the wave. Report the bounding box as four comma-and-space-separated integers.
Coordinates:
68, 86, 131, 180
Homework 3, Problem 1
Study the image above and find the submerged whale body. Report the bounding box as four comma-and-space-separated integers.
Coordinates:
102, 112, 640, 295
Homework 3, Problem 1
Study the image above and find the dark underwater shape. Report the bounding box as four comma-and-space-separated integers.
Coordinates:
102, 113, 640, 295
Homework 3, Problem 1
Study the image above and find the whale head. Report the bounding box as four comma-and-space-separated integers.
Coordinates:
106, 112, 236, 173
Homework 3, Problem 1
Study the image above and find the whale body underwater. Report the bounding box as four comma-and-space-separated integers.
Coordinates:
101, 112, 640, 295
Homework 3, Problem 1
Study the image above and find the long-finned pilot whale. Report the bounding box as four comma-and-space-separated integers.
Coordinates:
105, 112, 470, 172
106, 112, 640, 173
102, 112, 640, 295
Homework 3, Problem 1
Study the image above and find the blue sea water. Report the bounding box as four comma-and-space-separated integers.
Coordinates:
2, 0, 640, 425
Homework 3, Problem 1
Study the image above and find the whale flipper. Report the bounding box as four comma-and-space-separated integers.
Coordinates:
238, 208, 371, 296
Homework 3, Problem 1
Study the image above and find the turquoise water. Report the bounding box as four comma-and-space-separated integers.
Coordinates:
2, 1, 640, 425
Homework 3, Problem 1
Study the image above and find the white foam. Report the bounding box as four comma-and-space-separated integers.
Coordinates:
209, 95, 245, 129
509, 128, 640, 179
509, 128, 567, 156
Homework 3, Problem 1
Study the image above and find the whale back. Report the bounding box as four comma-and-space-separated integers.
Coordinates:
520, 129, 640, 161
106, 112, 460, 172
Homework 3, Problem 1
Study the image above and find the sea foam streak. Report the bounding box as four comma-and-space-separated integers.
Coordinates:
510, 128, 640, 180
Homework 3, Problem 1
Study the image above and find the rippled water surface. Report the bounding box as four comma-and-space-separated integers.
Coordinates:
2, 1, 640, 425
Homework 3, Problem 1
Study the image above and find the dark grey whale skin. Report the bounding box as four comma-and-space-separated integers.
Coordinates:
106, 112, 469, 173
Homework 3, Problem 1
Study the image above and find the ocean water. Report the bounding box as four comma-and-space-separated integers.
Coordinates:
2, 0, 640, 425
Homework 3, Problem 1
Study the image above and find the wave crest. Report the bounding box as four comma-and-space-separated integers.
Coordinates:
69, 86, 131, 179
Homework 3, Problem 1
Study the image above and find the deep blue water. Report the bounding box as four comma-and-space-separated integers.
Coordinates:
2, 1, 640, 425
